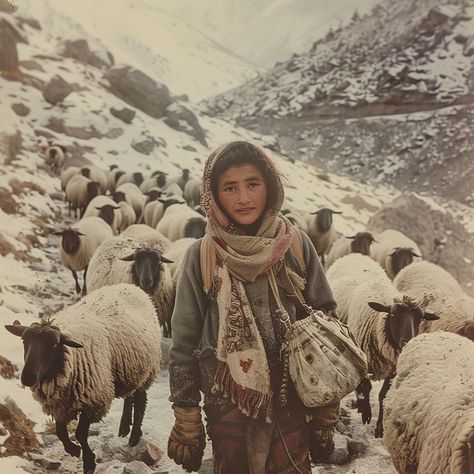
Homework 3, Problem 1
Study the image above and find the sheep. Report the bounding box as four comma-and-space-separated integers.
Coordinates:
304, 208, 342, 265
325, 231, 376, 269
163, 237, 196, 287
116, 171, 144, 188
140, 171, 167, 193
121, 224, 171, 252
166, 168, 190, 191
370, 229, 422, 279
5, 283, 161, 474
65, 175, 101, 218
141, 189, 164, 226
326, 254, 439, 438
163, 182, 184, 198
282, 209, 309, 234
84, 195, 121, 234
116, 182, 147, 222
107, 168, 125, 193
60, 166, 80, 192
44, 144, 66, 174
86, 236, 174, 337
383, 331, 474, 474
54, 216, 113, 295
80, 165, 107, 194
183, 177, 201, 207
156, 198, 207, 242
111, 191, 136, 233
394, 261, 474, 336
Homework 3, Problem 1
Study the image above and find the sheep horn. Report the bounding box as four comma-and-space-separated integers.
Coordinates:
5, 321, 28, 337
119, 253, 136, 262
160, 256, 174, 264
60, 334, 83, 348
345, 235, 356, 239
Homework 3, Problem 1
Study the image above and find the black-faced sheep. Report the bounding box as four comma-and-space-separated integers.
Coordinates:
394, 261, 474, 337
116, 182, 146, 222
43, 144, 66, 174
5, 284, 161, 474
116, 171, 144, 188
370, 229, 422, 279
166, 168, 190, 191
111, 191, 136, 233
326, 254, 438, 438
86, 236, 174, 337
383, 331, 474, 474
140, 171, 167, 193
83, 195, 121, 234
60, 166, 80, 192
80, 165, 107, 194
326, 231, 376, 268
65, 175, 101, 218
183, 177, 201, 207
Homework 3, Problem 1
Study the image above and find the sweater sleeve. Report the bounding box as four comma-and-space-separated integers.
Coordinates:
300, 230, 337, 316
169, 240, 208, 407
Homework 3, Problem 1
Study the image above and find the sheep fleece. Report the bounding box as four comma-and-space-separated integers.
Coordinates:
383, 331, 474, 474
33, 284, 161, 423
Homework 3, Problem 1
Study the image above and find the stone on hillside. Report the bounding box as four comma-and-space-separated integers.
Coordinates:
123, 460, 153, 474
164, 103, 207, 146
105, 66, 172, 119
325, 433, 350, 465
60, 39, 113, 69
463, 36, 474, 56
11, 102, 30, 116
126, 438, 162, 465
0, 355, 16, 378
0, 19, 19, 71
42, 75, 73, 105
348, 438, 368, 456
28, 452, 61, 470
111, 106, 136, 124
0, 130, 22, 165
367, 192, 474, 296
131, 136, 155, 155
17, 16, 41, 30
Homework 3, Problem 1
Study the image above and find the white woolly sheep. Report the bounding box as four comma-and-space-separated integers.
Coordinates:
326, 231, 376, 269
394, 261, 474, 337
65, 175, 101, 218
80, 165, 107, 194
326, 253, 438, 438
166, 168, 190, 191
163, 237, 197, 287
156, 198, 207, 242
121, 224, 171, 252
54, 216, 113, 295
60, 166, 80, 192
116, 171, 144, 188
183, 177, 201, 207
163, 182, 184, 198
140, 171, 168, 193
111, 190, 137, 233
370, 229, 422, 279
5, 283, 161, 474
107, 168, 125, 193
304, 208, 342, 265
383, 331, 474, 474
116, 182, 147, 222
141, 189, 164, 226
44, 144, 66, 174
84, 195, 121, 233
86, 235, 174, 337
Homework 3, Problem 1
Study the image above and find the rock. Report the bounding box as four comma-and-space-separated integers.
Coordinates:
325, 433, 350, 465
126, 438, 162, 465
463, 36, 474, 56
182, 145, 197, 152
105, 66, 172, 119
123, 460, 153, 474
17, 17, 41, 30
0, 131, 22, 165
11, 103, 30, 116
347, 438, 368, 456
110, 106, 136, 124
41, 434, 57, 447
60, 39, 112, 69
131, 137, 155, 155
42, 75, 73, 105
0, 19, 19, 71
164, 103, 207, 146
0, 355, 16, 379
28, 452, 61, 470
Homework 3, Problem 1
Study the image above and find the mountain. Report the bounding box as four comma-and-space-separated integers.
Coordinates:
202, 0, 474, 204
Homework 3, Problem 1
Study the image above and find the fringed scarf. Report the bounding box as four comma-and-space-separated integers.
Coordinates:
200, 141, 294, 422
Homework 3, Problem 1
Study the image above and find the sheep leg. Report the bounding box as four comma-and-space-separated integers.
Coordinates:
129, 389, 147, 447
71, 270, 81, 294
76, 413, 96, 474
374, 377, 392, 438
355, 377, 372, 425
118, 396, 133, 437
56, 421, 81, 458
81, 266, 88, 296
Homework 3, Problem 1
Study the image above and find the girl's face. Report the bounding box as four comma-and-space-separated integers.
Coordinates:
216, 163, 268, 226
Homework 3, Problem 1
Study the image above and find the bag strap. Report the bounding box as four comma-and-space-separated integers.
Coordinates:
200, 235, 215, 295
289, 229, 306, 275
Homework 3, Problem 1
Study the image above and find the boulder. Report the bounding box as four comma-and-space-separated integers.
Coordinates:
105, 66, 172, 119
126, 438, 162, 465
110, 106, 136, 124
367, 192, 474, 296
131, 136, 155, 155
11, 103, 30, 116
42, 75, 73, 105
463, 36, 474, 57
123, 460, 153, 474
60, 39, 113, 69
164, 103, 207, 146
0, 19, 19, 71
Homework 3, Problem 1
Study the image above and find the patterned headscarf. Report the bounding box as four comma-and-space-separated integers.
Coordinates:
200, 141, 294, 421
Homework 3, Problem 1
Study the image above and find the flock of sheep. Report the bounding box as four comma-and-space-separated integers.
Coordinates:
6, 145, 474, 473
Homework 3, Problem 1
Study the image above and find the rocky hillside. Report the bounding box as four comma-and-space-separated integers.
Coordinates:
202, 0, 474, 205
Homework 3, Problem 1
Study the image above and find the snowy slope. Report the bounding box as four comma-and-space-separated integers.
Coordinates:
14, 0, 258, 101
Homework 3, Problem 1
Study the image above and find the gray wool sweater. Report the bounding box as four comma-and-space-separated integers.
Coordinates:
168, 230, 337, 408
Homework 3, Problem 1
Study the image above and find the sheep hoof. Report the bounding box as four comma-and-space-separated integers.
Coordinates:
374, 425, 383, 438
118, 424, 130, 437
128, 430, 142, 447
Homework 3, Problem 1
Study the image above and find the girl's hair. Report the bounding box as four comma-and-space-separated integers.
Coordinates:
210, 142, 279, 208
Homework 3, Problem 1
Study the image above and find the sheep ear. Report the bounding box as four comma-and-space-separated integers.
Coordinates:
368, 302, 391, 314
60, 334, 83, 348
345, 235, 356, 239
411, 250, 421, 257
331, 210, 343, 214
120, 253, 136, 262
423, 312, 439, 321
388, 247, 401, 256
160, 256, 174, 264
5, 321, 27, 337
309, 210, 319, 215
52, 229, 64, 236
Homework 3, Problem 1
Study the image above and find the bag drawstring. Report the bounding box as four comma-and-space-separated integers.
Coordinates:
274, 417, 304, 474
